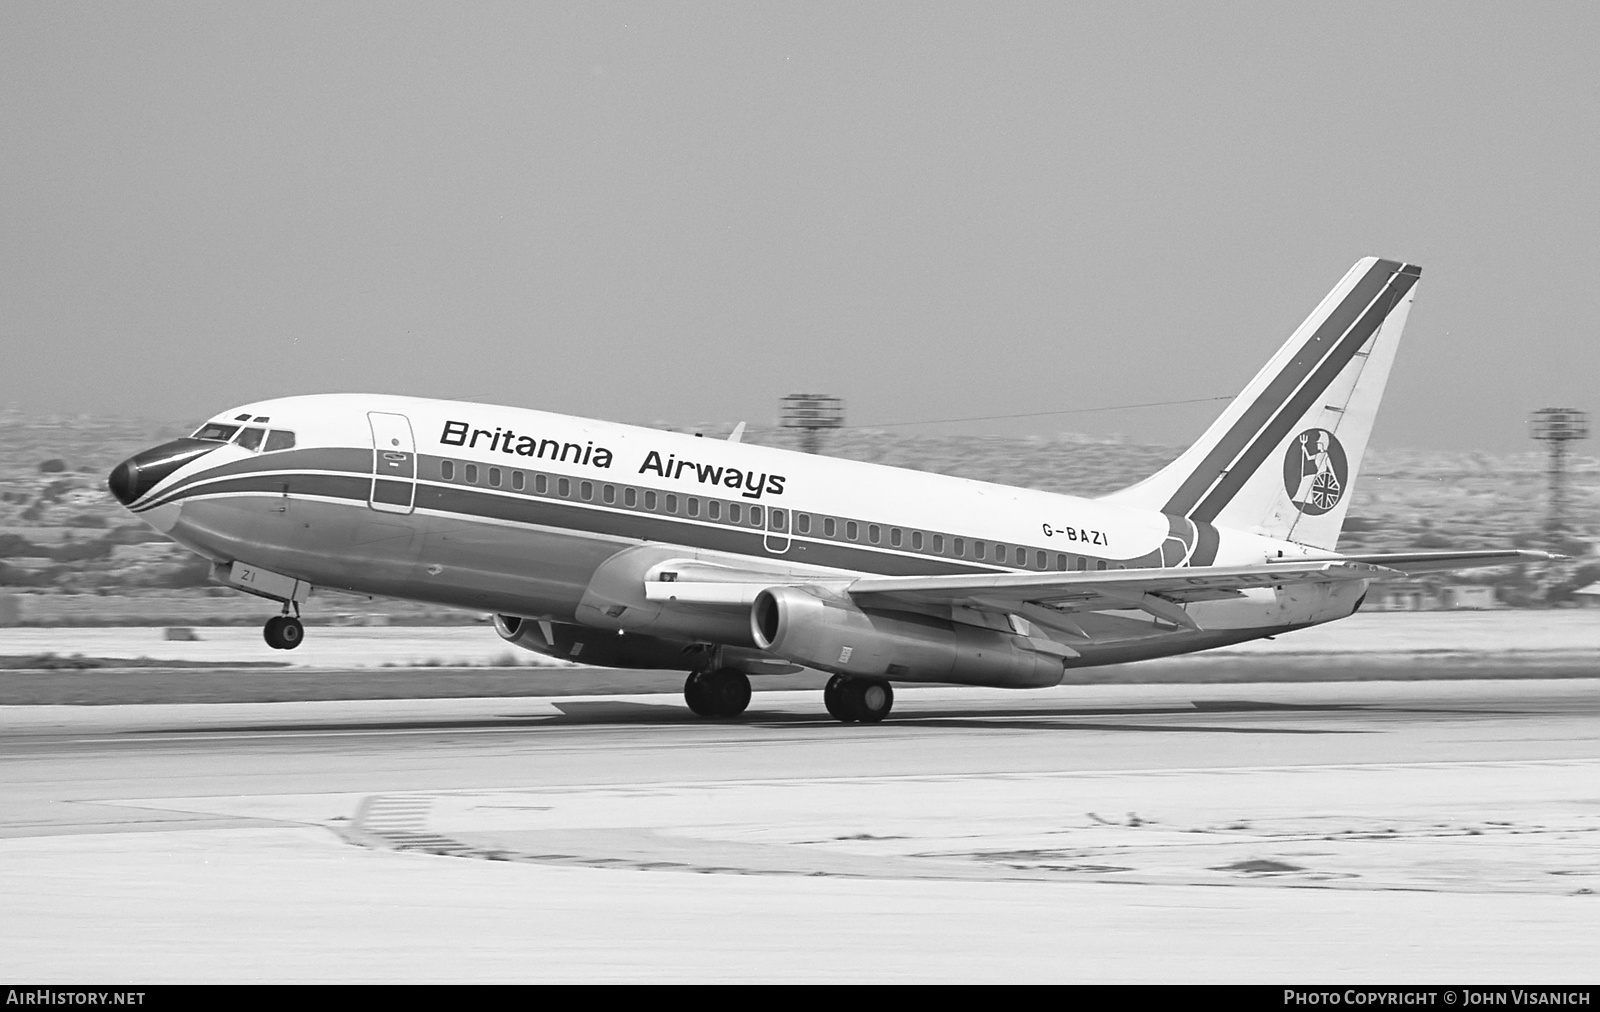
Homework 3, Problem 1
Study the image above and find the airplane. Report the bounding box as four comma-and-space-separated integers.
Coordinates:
106, 257, 1553, 722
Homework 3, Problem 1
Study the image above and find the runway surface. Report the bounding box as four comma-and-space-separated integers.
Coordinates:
2, 678, 1598, 982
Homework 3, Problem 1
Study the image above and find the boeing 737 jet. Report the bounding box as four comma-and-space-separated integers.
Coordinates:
107, 258, 1548, 722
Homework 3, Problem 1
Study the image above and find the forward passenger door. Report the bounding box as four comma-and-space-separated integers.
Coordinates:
368, 412, 416, 515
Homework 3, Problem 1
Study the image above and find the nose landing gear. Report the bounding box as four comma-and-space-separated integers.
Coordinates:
263, 606, 305, 650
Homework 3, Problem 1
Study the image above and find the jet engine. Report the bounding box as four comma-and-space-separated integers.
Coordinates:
749, 586, 1064, 688
493, 615, 696, 670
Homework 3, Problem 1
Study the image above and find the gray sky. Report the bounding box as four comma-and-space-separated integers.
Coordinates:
3, 2, 1597, 451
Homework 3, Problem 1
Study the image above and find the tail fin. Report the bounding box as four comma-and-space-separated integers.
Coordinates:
1103, 257, 1420, 551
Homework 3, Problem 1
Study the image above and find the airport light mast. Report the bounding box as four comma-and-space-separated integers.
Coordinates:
780, 394, 844, 454
1529, 407, 1589, 550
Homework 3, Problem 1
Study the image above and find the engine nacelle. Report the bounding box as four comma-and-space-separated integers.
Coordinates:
750, 586, 1064, 688
493, 615, 695, 670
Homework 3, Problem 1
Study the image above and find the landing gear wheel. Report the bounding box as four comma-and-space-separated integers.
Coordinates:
823, 674, 855, 722
684, 668, 751, 718
684, 670, 714, 716
824, 675, 893, 723
851, 679, 893, 723
263, 615, 304, 650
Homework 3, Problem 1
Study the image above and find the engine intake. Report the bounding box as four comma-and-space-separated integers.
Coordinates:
750, 586, 1063, 688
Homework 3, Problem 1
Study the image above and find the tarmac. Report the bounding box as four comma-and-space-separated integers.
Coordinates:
2, 673, 1597, 982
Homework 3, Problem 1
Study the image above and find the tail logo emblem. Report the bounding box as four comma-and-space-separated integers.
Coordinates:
1283, 428, 1347, 516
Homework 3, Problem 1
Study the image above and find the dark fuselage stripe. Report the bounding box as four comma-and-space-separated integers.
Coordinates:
1160, 259, 1405, 516
150, 471, 1006, 579
1190, 517, 1221, 567
1188, 265, 1419, 523
132, 446, 373, 509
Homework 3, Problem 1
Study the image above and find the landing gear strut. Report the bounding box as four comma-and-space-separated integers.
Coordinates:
263, 605, 304, 651
684, 667, 752, 718
823, 674, 894, 723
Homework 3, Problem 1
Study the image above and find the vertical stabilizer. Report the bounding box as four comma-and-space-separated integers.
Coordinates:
1103, 257, 1420, 550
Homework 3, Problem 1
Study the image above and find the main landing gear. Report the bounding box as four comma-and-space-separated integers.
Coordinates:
263, 607, 304, 651
823, 674, 894, 723
684, 667, 752, 718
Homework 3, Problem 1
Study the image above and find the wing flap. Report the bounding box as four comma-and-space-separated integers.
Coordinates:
1318, 550, 1561, 575
848, 560, 1396, 614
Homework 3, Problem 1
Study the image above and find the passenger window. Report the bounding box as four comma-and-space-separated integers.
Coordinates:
868, 524, 880, 544
750, 506, 763, 526
974, 541, 986, 560
770, 509, 785, 531
489, 467, 501, 488
911, 531, 922, 550
558, 477, 570, 497
441, 460, 455, 481
644, 490, 656, 510
465, 464, 479, 484
536, 474, 548, 494
237, 427, 265, 452
263, 430, 295, 452
1096, 560, 1108, 571
1038, 550, 1048, 569
603, 484, 615, 504
890, 528, 901, 548
708, 500, 720, 520
995, 545, 1006, 563
581, 481, 593, 500
846, 521, 858, 541
687, 497, 699, 517
953, 537, 964, 557
797, 514, 811, 535
729, 503, 741, 524
512, 471, 525, 491
932, 534, 943, 553
824, 518, 836, 538
1077, 557, 1088, 571
624, 488, 636, 507
665, 494, 677, 513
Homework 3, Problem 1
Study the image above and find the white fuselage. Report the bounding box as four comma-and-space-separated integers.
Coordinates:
123, 392, 1360, 678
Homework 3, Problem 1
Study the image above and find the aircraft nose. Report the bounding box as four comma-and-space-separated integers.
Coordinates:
107, 459, 139, 505
106, 438, 222, 507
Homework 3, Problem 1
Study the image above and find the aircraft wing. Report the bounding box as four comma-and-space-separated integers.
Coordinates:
845, 561, 1396, 631
1291, 550, 1560, 575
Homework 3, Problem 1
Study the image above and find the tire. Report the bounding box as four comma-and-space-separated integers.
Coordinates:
263, 616, 285, 650
686, 669, 750, 718
853, 679, 894, 723
823, 674, 856, 722
278, 617, 304, 650
708, 668, 751, 717
684, 671, 716, 716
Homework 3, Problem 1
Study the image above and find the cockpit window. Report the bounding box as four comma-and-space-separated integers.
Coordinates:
237, 427, 265, 452
192, 423, 240, 442
263, 430, 296, 452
